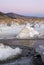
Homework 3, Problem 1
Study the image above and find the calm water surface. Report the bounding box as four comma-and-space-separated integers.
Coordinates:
0, 39, 44, 65
0, 39, 44, 47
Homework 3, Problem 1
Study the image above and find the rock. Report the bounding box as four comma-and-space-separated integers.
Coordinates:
0, 44, 22, 61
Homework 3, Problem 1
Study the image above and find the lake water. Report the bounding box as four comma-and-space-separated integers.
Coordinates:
0, 39, 44, 47
0, 39, 44, 65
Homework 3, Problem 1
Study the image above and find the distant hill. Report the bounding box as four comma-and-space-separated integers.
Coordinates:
0, 12, 10, 19
0, 12, 44, 24
6, 13, 39, 19
0, 12, 5, 16
0, 12, 37, 18
6, 13, 24, 18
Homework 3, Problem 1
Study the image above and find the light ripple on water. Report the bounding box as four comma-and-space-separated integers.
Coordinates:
0, 57, 34, 65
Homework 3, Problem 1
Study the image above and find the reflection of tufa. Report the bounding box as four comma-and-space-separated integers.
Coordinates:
0, 43, 22, 61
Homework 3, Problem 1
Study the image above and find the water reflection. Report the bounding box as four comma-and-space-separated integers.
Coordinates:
0, 39, 36, 47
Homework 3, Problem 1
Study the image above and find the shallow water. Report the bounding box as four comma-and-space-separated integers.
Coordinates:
0, 57, 33, 65
0, 43, 34, 65
0, 39, 44, 65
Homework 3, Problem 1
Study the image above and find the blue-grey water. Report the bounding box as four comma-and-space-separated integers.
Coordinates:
0, 39, 44, 65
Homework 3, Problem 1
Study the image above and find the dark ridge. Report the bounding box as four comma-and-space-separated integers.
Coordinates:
0, 12, 44, 19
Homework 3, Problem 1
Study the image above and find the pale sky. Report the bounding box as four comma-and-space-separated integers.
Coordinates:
0, 0, 44, 17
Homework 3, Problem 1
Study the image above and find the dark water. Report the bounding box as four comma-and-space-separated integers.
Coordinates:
0, 39, 44, 65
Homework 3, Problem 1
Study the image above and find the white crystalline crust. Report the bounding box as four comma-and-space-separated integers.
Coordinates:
17, 25, 39, 38
0, 44, 22, 61
0, 22, 44, 39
